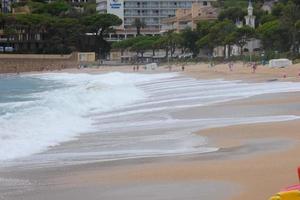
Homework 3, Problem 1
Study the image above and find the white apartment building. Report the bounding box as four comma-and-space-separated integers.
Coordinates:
97, 0, 216, 40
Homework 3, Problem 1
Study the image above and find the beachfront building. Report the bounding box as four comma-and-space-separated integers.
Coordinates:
262, 0, 278, 14
161, 2, 218, 32
97, 0, 217, 40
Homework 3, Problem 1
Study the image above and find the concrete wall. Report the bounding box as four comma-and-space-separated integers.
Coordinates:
0, 53, 79, 73
0, 53, 74, 59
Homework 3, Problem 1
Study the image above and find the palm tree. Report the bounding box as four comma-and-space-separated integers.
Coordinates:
132, 18, 146, 36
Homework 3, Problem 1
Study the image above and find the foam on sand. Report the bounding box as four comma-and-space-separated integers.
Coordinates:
0, 72, 177, 161
1, 72, 300, 166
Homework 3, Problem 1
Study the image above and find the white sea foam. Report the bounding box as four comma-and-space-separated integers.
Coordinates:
0, 72, 176, 161
1, 72, 300, 165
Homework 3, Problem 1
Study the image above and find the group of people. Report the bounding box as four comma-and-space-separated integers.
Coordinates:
132, 64, 185, 72
133, 65, 140, 71
228, 61, 257, 73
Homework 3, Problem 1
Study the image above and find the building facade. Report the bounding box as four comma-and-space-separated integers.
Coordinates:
97, 0, 216, 40
161, 2, 218, 32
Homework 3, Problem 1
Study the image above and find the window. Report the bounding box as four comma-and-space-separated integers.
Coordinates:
203, 1, 207, 6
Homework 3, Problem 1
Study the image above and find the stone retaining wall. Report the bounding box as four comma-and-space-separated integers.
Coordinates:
0, 53, 79, 73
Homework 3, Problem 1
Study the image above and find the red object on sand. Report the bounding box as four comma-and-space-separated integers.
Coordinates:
298, 166, 300, 182
280, 166, 300, 192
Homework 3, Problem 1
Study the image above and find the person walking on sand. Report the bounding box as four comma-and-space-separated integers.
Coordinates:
252, 62, 257, 73
181, 63, 185, 71
228, 62, 233, 72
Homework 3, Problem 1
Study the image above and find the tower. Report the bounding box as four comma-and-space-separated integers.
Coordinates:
245, 0, 256, 28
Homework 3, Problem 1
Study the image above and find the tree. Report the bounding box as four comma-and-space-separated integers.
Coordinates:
197, 20, 236, 57
158, 31, 182, 58
132, 18, 146, 36
83, 13, 122, 58
180, 28, 199, 57
131, 38, 154, 59
258, 20, 290, 52
197, 34, 215, 55
233, 25, 256, 55
196, 20, 216, 37
280, 1, 300, 54
112, 36, 146, 56
29, 0, 71, 16
218, 7, 246, 22
296, 20, 300, 30
219, 20, 237, 57
45, 17, 83, 54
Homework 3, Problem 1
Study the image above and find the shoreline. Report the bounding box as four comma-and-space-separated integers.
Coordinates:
1, 64, 300, 200
3, 61, 300, 82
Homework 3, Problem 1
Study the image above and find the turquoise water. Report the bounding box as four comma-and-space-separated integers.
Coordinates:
0, 75, 60, 115
0, 75, 58, 102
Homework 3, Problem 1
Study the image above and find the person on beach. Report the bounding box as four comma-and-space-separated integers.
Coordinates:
181, 63, 185, 71
252, 62, 257, 73
133, 66, 136, 71
228, 62, 233, 71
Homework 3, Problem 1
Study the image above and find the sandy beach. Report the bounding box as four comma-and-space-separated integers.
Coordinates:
1, 62, 300, 200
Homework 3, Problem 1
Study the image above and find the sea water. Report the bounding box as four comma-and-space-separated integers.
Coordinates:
1, 72, 300, 167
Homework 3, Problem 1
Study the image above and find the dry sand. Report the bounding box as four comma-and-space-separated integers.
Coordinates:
183, 62, 300, 82
1, 62, 300, 200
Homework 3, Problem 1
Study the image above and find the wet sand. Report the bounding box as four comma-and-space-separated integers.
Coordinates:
1, 62, 300, 200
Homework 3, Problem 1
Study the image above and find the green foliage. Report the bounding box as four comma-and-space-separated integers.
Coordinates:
296, 20, 300, 30
83, 3, 97, 15
233, 25, 256, 54
271, 2, 286, 17
29, 0, 71, 16
280, 1, 300, 53
260, 14, 277, 24
112, 36, 148, 50
218, 7, 246, 22
0, 12, 122, 55
82, 13, 122, 35
1, 0, 299, 58
220, 0, 248, 9
197, 20, 237, 53
112, 32, 182, 58
258, 20, 290, 52
131, 39, 154, 53
180, 28, 200, 57
196, 21, 216, 37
